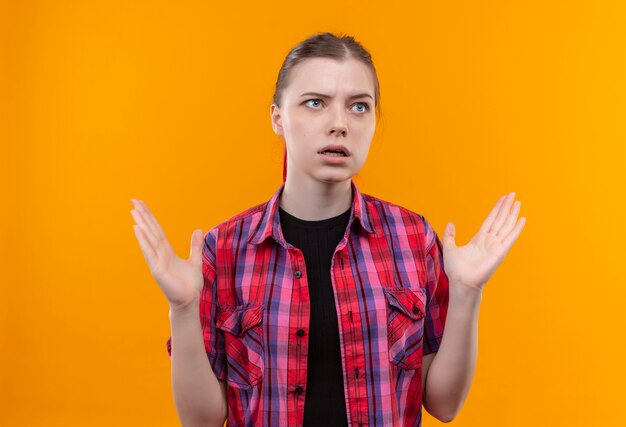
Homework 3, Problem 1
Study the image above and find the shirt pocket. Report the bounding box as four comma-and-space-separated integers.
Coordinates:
383, 287, 427, 370
216, 303, 265, 390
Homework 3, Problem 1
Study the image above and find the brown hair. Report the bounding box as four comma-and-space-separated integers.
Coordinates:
272, 32, 381, 182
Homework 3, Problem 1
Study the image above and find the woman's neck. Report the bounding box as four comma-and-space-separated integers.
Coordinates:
279, 176, 352, 221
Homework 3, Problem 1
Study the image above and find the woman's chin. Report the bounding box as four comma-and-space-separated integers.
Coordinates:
314, 172, 355, 185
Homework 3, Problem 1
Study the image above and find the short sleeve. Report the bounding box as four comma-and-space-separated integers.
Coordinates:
422, 217, 450, 355
166, 227, 227, 381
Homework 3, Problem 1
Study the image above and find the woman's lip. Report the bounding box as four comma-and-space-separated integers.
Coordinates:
319, 152, 349, 163
318, 144, 350, 156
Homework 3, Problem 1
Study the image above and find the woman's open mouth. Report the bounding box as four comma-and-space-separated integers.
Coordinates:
319, 150, 349, 163
318, 144, 350, 162
320, 150, 348, 157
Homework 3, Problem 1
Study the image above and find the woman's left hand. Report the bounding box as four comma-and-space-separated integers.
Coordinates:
441, 192, 526, 293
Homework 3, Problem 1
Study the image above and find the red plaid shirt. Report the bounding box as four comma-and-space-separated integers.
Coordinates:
167, 180, 449, 426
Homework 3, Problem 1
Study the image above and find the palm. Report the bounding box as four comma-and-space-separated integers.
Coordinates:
442, 192, 526, 291
150, 241, 203, 306
130, 199, 204, 310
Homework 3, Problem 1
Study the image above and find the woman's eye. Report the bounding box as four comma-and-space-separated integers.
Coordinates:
352, 102, 370, 113
304, 99, 369, 112
305, 99, 323, 108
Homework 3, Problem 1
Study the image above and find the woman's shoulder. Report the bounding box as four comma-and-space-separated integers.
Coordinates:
206, 201, 267, 231
361, 191, 426, 222
220, 201, 268, 226
361, 191, 438, 249
201, 199, 271, 246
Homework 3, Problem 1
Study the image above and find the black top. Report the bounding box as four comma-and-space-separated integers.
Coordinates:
279, 204, 351, 427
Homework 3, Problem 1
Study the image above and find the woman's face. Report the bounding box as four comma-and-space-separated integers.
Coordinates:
271, 57, 377, 186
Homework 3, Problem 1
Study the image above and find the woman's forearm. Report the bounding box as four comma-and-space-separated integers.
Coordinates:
169, 300, 227, 427
423, 283, 482, 422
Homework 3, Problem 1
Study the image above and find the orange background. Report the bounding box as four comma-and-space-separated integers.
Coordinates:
2, 1, 625, 426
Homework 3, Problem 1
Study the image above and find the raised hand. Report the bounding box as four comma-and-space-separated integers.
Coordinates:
441, 192, 526, 292
130, 199, 204, 311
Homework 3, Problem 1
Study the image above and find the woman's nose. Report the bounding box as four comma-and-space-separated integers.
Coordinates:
329, 105, 348, 136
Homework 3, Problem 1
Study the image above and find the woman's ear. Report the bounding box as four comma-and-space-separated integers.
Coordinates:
270, 104, 284, 136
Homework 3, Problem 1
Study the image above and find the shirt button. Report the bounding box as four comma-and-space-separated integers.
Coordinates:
296, 329, 305, 337
295, 385, 304, 394
294, 270, 302, 278
412, 304, 420, 315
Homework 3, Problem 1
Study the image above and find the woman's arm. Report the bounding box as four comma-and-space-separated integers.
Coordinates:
129, 199, 227, 426
170, 299, 227, 427
423, 192, 525, 421
422, 286, 482, 422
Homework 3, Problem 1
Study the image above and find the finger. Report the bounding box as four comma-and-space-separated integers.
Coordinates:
139, 200, 168, 240
496, 200, 521, 238
442, 222, 456, 249
133, 224, 157, 268
478, 195, 505, 234
189, 229, 203, 262
130, 199, 160, 240
489, 192, 515, 234
501, 217, 526, 252
134, 199, 167, 244
130, 209, 160, 250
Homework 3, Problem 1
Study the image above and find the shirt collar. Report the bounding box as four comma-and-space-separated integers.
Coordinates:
247, 179, 376, 246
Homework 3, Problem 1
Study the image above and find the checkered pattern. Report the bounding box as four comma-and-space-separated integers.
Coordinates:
167, 180, 449, 426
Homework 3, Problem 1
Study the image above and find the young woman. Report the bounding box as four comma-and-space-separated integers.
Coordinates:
130, 32, 525, 427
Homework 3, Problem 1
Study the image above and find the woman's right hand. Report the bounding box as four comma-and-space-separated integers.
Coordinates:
130, 199, 204, 312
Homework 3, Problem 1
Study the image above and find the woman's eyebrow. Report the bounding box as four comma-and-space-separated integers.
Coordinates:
299, 92, 374, 101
